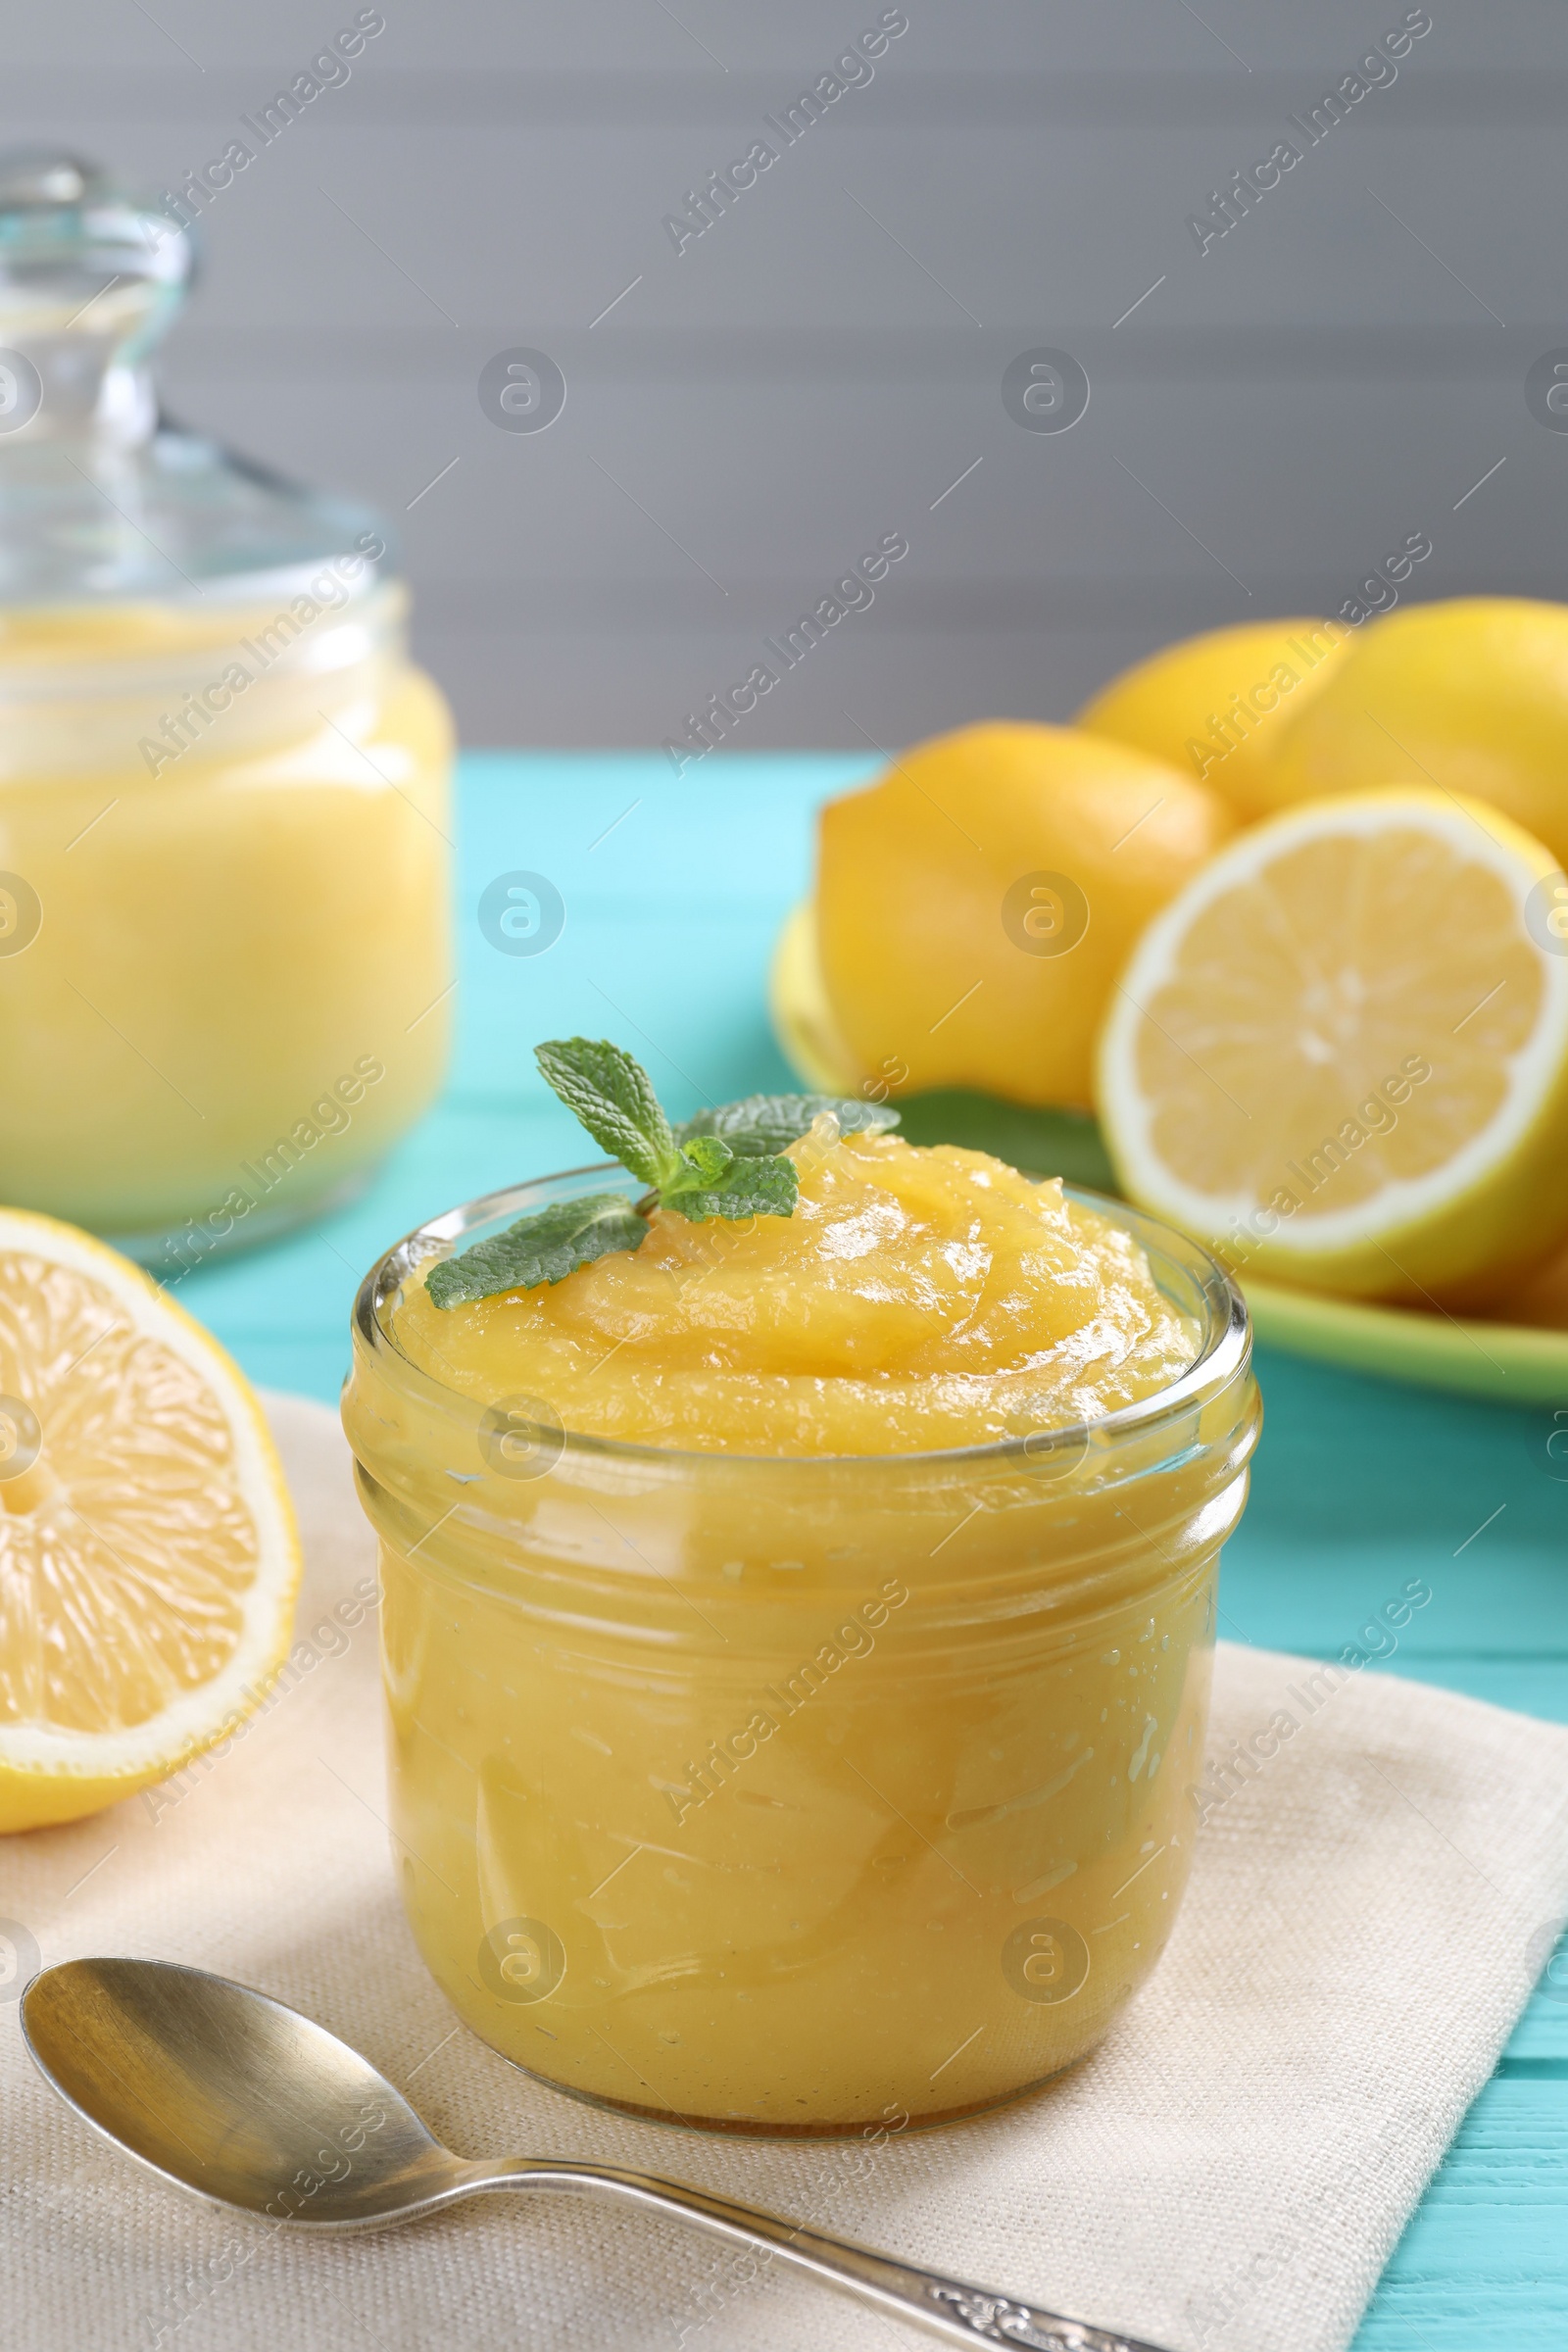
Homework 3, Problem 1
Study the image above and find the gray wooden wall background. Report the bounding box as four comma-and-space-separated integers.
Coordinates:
6, 2, 1563, 748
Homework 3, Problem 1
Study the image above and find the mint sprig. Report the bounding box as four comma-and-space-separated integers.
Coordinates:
425, 1038, 900, 1309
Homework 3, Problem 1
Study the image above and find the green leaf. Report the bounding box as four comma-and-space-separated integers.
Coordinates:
665, 1153, 800, 1224
535, 1038, 679, 1191
675, 1094, 900, 1158
889, 1089, 1119, 1193
452, 1046, 814, 1287
426, 1193, 648, 1308
661, 1133, 737, 1206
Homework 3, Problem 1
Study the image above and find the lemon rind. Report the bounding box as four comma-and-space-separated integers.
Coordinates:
0, 1207, 302, 1787
1098, 789, 1568, 1276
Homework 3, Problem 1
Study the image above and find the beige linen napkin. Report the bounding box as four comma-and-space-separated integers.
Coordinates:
5, 1394, 1567, 2352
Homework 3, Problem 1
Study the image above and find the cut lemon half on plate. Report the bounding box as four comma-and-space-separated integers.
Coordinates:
0, 1210, 301, 1832
1098, 787, 1568, 1305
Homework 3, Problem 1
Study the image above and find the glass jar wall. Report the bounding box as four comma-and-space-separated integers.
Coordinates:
0, 153, 453, 1261
343, 1171, 1259, 2137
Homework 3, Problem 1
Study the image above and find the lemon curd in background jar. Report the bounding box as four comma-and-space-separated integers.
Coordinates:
0, 588, 452, 1250
345, 1132, 1259, 2135
0, 153, 453, 1257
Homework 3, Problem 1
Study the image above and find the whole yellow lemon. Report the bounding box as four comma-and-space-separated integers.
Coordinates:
814, 721, 1234, 1111
1254, 597, 1568, 864
1074, 617, 1351, 820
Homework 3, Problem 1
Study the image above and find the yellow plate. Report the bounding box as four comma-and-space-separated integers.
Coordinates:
1240, 1277, 1568, 1408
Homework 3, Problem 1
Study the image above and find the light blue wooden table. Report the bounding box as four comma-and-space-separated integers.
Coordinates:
181, 753, 1568, 2351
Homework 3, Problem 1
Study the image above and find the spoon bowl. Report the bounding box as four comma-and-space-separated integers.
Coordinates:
23, 1957, 1172, 2351
23, 1956, 466, 2227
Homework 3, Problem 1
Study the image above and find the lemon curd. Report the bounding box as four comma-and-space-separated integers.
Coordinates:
0, 590, 452, 1252
345, 1135, 1258, 2134
393, 1137, 1201, 1450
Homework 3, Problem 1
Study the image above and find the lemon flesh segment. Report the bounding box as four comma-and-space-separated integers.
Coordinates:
0, 1210, 301, 1831
1097, 789, 1568, 1305
1074, 616, 1351, 821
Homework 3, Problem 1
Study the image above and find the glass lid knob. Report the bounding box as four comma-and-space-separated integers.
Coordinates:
0, 149, 387, 608
0, 147, 192, 449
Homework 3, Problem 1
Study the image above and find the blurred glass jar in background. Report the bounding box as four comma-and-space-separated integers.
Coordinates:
0, 153, 453, 1267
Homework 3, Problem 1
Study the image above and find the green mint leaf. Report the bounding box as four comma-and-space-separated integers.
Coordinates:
426, 1193, 647, 1308
675, 1094, 901, 1157
664, 1152, 800, 1224
535, 1038, 679, 1191
660, 1134, 735, 1202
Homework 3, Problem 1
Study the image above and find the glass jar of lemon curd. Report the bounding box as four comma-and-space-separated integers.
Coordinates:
0, 154, 452, 1263
344, 1152, 1258, 2137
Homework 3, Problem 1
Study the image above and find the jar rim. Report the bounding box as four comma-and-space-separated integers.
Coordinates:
351, 1160, 1252, 1476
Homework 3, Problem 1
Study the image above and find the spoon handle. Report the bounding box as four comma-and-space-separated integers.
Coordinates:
476, 2159, 1172, 2350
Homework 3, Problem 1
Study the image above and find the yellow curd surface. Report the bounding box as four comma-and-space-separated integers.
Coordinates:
391, 1133, 1200, 1452
0, 599, 452, 1247
348, 1134, 1256, 2133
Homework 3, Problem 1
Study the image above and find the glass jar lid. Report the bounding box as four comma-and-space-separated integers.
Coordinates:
0, 148, 390, 610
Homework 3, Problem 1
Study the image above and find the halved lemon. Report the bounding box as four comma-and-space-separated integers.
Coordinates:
0, 1210, 301, 1831
1097, 789, 1568, 1304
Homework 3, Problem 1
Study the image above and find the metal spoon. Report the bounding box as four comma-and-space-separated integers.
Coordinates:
22, 1958, 1171, 2352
